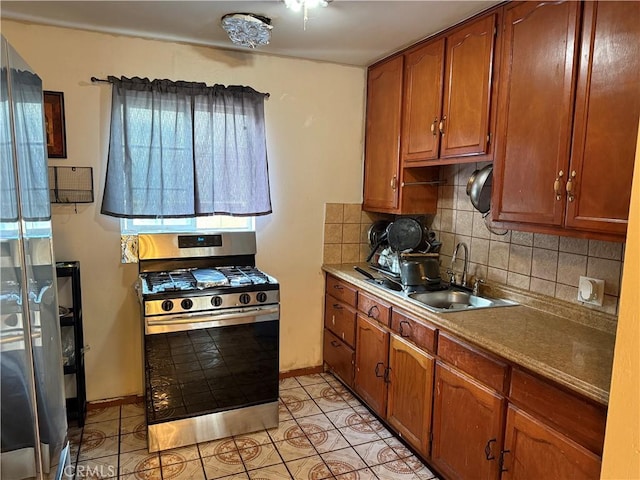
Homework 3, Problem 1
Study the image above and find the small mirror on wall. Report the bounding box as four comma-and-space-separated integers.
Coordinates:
43, 90, 66, 158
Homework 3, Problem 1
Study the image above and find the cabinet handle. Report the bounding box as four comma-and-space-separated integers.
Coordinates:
439, 115, 446, 135
484, 438, 496, 461
367, 305, 380, 319
390, 176, 397, 190
331, 315, 336, 326
398, 320, 411, 338
330, 340, 340, 348
553, 170, 564, 201
383, 367, 392, 384
430, 117, 438, 136
566, 170, 577, 202
333, 284, 343, 291
375, 362, 385, 378
332, 303, 343, 310
499, 449, 511, 473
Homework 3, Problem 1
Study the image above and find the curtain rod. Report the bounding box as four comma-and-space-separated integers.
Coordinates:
90, 76, 269, 97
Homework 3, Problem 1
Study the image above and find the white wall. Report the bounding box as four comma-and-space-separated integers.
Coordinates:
1, 20, 366, 401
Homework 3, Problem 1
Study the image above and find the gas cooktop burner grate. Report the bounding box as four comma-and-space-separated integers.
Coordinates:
145, 271, 196, 293
217, 266, 270, 286
142, 266, 273, 295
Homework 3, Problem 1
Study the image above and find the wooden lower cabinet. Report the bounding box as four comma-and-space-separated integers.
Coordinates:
386, 334, 434, 457
502, 406, 601, 480
431, 361, 505, 480
354, 314, 389, 417
323, 329, 355, 387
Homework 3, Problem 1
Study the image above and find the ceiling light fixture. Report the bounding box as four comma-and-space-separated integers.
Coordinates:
283, 0, 330, 30
221, 13, 273, 48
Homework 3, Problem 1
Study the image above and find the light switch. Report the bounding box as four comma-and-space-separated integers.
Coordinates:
577, 276, 605, 306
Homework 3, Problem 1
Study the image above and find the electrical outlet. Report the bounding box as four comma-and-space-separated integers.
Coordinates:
577, 276, 605, 306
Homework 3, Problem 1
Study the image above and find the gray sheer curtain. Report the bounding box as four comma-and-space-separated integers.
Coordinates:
101, 77, 272, 218
1, 68, 50, 222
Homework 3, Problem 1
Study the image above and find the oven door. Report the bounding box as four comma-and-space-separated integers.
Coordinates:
144, 305, 279, 427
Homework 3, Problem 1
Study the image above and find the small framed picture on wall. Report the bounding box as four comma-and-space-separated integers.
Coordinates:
43, 91, 67, 158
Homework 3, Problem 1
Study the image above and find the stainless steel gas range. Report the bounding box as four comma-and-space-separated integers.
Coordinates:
136, 232, 279, 452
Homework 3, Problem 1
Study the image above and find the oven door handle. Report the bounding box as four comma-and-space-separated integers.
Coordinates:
145, 305, 279, 334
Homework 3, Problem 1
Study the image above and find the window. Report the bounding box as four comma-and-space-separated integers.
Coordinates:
120, 215, 254, 234
101, 77, 272, 219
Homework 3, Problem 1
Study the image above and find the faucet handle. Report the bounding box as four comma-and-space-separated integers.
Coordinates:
473, 278, 485, 296
446, 268, 456, 284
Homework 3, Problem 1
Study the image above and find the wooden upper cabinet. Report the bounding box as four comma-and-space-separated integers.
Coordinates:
363, 56, 404, 212
492, 1, 581, 227
440, 13, 497, 159
502, 406, 602, 480
564, 1, 640, 235
401, 13, 498, 165
402, 39, 445, 163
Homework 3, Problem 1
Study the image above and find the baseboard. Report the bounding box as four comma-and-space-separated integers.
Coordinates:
87, 394, 143, 410
279, 365, 324, 379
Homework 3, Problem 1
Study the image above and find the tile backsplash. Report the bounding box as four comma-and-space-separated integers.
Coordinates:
324, 162, 624, 316
433, 162, 623, 316
323, 204, 392, 265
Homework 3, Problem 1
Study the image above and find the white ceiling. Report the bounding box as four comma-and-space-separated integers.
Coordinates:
1, 1, 499, 66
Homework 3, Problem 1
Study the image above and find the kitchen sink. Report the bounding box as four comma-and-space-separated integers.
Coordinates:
408, 289, 517, 313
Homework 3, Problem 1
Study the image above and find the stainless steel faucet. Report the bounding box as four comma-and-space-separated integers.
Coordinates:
449, 242, 469, 287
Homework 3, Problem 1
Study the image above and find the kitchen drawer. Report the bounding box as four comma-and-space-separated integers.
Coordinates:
324, 296, 356, 347
323, 329, 355, 387
357, 290, 391, 326
438, 333, 509, 393
509, 368, 606, 455
326, 275, 357, 307
390, 309, 437, 354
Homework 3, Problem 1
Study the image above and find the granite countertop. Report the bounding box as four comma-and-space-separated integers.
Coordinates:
323, 263, 616, 405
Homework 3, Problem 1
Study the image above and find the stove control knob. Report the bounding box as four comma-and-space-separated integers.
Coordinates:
181, 299, 193, 310
161, 300, 174, 312
211, 296, 223, 307
239, 293, 251, 305
257, 292, 267, 303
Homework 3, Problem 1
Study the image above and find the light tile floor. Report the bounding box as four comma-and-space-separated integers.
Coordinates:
68, 373, 440, 479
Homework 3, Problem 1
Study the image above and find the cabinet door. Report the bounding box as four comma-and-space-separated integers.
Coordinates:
324, 329, 355, 387
363, 56, 404, 212
440, 13, 497, 159
386, 334, 434, 457
401, 39, 445, 164
431, 361, 505, 480
565, 1, 640, 235
354, 315, 390, 417
502, 406, 602, 480
492, 1, 580, 226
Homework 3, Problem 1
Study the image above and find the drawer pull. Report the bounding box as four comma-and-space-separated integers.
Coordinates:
499, 449, 510, 473
333, 284, 344, 291
430, 117, 438, 136
554, 170, 564, 201
375, 362, 385, 378
484, 438, 496, 461
566, 170, 577, 202
367, 305, 380, 319
399, 320, 411, 338
330, 340, 341, 348
333, 303, 343, 310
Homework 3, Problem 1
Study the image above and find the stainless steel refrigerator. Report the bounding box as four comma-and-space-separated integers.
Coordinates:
1, 35, 69, 480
